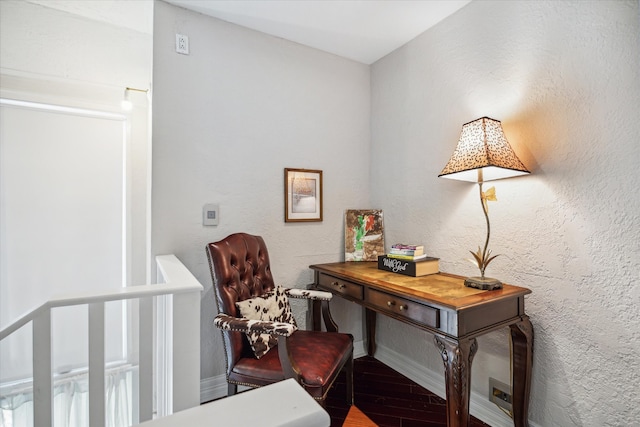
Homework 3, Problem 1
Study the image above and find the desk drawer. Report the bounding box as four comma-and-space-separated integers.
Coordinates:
367, 288, 440, 329
318, 274, 364, 300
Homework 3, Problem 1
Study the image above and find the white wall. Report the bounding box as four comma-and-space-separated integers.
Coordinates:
152, 1, 371, 380
0, 0, 151, 91
0, 0, 153, 289
371, 1, 640, 426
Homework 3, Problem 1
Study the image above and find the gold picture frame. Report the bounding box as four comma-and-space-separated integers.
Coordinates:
284, 168, 323, 222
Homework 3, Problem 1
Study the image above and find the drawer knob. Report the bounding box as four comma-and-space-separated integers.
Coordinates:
331, 281, 346, 290
387, 301, 395, 307
399, 304, 407, 311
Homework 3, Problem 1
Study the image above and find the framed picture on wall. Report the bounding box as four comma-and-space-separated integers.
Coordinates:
345, 209, 384, 261
284, 168, 323, 222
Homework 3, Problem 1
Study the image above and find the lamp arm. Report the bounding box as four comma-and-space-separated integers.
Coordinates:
479, 181, 491, 278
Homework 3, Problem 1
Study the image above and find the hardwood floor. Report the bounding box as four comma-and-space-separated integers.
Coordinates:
325, 356, 491, 427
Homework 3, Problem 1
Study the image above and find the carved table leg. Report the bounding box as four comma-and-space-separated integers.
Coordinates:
434, 335, 478, 427
365, 308, 376, 356
510, 316, 533, 427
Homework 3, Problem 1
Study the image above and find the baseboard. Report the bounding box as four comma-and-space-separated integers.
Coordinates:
372, 344, 540, 427
200, 374, 228, 403
353, 339, 367, 359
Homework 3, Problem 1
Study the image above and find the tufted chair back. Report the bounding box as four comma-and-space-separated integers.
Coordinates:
206, 233, 277, 372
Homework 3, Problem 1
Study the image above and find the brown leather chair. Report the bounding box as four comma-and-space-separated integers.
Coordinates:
206, 233, 354, 406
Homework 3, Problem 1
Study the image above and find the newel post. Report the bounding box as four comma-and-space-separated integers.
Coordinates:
171, 291, 201, 412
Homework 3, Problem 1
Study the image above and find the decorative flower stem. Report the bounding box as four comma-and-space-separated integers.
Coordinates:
470, 182, 499, 278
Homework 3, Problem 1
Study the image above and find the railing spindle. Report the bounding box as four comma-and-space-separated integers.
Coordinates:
88, 302, 106, 427
33, 309, 52, 427
138, 296, 154, 422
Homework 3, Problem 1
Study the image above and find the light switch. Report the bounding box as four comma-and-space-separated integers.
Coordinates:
203, 204, 219, 226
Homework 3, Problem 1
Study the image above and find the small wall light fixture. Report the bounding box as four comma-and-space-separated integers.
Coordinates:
438, 117, 530, 290
121, 87, 149, 111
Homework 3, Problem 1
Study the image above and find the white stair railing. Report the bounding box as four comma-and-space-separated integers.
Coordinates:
0, 254, 203, 427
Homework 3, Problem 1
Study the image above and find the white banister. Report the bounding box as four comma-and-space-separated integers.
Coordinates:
0, 281, 201, 342
0, 254, 203, 427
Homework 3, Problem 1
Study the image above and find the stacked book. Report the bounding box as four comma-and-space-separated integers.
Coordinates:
386, 244, 427, 260
378, 244, 439, 277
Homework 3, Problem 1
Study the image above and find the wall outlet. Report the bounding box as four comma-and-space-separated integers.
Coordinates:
176, 34, 189, 55
489, 377, 512, 413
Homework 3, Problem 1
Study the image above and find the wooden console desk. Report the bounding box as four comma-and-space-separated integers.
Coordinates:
309, 262, 533, 427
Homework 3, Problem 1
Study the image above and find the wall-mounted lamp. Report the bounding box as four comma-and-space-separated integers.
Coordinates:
121, 87, 149, 111
438, 117, 530, 290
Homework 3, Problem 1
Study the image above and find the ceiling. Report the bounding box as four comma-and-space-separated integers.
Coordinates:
164, 0, 472, 64
25, 0, 471, 64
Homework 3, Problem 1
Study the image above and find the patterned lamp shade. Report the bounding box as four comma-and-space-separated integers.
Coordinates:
439, 117, 530, 182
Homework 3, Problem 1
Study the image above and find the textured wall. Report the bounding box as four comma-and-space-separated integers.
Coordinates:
0, 0, 151, 91
370, 1, 640, 425
152, 1, 370, 380
152, 0, 639, 422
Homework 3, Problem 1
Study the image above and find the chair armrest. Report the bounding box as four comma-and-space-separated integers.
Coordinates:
284, 288, 338, 331
214, 314, 297, 337
215, 314, 303, 382
285, 288, 333, 301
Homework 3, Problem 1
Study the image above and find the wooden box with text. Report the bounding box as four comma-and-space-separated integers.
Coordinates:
377, 255, 439, 277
